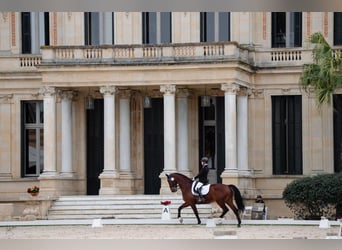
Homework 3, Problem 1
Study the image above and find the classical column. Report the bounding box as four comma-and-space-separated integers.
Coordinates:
160, 85, 177, 172
99, 86, 119, 195
237, 88, 250, 175
0, 94, 13, 178
221, 83, 240, 175
39, 86, 58, 177
60, 90, 75, 177
119, 90, 131, 172
177, 89, 191, 176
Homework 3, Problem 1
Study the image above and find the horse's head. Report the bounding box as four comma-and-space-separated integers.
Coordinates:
165, 173, 178, 192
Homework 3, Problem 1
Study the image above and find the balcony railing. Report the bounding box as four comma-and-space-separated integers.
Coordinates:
41, 42, 241, 64
2, 43, 342, 73
40, 43, 317, 68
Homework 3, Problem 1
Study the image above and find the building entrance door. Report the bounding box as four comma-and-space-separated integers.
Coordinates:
86, 99, 104, 195
199, 96, 225, 183
144, 98, 164, 194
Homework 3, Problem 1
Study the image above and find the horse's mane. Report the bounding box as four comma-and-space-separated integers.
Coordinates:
170, 172, 192, 183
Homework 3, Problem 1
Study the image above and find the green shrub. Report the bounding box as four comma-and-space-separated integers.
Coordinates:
282, 173, 342, 220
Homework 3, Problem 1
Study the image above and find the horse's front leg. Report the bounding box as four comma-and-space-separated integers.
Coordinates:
190, 204, 201, 224
178, 203, 190, 224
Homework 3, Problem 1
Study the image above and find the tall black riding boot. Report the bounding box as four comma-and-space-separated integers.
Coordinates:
198, 186, 205, 202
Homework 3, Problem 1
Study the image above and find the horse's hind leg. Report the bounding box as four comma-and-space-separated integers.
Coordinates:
226, 200, 242, 227
216, 201, 229, 219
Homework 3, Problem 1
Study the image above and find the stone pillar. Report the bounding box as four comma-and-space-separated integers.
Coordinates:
119, 90, 131, 172
99, 86, 119, 195
159, 84, 176, 194
39, 86, 58, 177
119, 90, 135, 194
60, 91, 75, 177
237, 88, 250, 175
0, 94, 13, 178
220, 83, 239, 185
177, 89, 191, 176
38, 87, 59, 197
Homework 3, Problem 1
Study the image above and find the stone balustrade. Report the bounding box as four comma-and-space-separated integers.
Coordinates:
1, 43, 342, 72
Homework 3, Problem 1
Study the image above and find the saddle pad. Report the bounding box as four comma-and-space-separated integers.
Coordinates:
191, 181, 210, 196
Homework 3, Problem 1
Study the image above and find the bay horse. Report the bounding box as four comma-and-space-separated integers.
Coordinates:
166, 173, 245, 227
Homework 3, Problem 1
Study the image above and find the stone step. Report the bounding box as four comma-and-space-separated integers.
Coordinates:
47, 195, 213, 220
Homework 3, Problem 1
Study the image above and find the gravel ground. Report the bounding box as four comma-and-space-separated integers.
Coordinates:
0, 224, 340, 239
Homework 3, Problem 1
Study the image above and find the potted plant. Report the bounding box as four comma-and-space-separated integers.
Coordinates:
27, 186, 40, 196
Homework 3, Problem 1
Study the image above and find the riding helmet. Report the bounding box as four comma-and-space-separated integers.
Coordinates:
201, 157, 209, 163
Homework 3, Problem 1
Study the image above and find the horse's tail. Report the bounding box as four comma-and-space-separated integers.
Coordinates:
228, 184, 245, 212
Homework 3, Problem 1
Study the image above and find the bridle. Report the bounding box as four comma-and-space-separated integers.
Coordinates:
167, 175, 179, 192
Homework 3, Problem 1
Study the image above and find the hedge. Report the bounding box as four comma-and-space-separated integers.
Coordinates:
282, 173, 342, 220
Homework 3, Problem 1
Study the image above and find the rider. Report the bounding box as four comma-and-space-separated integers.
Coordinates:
193, 157, 209, 202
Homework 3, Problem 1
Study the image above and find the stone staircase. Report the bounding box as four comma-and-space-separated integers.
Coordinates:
47, 195, 213, 220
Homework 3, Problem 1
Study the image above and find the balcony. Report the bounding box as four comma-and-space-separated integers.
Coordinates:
39, 42, 317, 69
2, 42, 342, 73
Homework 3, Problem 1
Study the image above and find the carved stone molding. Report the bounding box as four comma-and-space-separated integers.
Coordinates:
39, 86, 57, 97
251, 88, 264, 98
1, 12, 8, 22
177, 88, 190, 98
221, 82, 240, 94
238, 87, 252, 97
100, 86, 117, 96
118, 89, 132, 99
160, 85, 176, 95
61, 90, 76, 100
67, 12, 72, 20
0, 94, 13, 103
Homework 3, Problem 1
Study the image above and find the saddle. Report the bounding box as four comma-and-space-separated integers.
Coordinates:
191, 181, 210, 196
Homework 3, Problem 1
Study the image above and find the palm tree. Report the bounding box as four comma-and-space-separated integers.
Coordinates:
300, 32, 342, 108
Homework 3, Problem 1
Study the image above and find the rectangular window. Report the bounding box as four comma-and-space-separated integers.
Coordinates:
333, 94, 342, 173
85, 12, 114, 45
272, 12, 302, 48
22, 101, 44, 177
334, 12, 342, 46
272, 96, 302, 175
142, 12, 171, 44
21, 12, 50, 54
85, 12, 99, 45
21, 12, 32, 54
200, 12, 230, 42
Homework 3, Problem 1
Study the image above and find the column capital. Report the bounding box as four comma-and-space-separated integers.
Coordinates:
39, 86, 57, 97
238, 87, 253, 97
118, 89, 132, 99
221, 83, 240, 94
177, 88, 190, 98
61, 90, 76, 100
160, 84, 176, 95
100, 86, 117, 96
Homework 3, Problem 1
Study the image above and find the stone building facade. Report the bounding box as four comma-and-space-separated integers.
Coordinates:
0, 12, 341, 219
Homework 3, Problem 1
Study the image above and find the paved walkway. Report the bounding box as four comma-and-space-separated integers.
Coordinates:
0, 218, 341, 239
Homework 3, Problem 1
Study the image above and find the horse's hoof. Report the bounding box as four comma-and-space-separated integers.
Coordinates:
179, 217, 183, 224
237, 224, 241, 228
198, 221, 201, 225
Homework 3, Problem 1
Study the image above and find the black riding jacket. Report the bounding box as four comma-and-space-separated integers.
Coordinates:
194, 164, 209, 184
